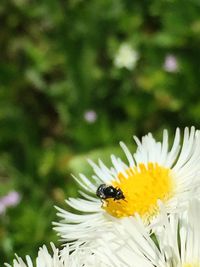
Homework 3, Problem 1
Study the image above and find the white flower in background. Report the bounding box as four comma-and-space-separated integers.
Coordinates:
114, 43, 139, 70
163, 54, 179, 72
83, 110, 97, 123
54, 127, 200, 251
5, 242, 115, 267
95, 199, 200, 267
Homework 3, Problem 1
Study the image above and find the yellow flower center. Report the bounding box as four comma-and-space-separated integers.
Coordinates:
103, 163, 175, 221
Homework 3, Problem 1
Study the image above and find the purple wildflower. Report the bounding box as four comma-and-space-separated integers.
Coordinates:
0, 191, 21, 214
163, 54, 179, 72
84, 110, 97, 123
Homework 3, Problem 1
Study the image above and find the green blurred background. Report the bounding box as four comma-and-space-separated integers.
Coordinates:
1, 0, 200, 263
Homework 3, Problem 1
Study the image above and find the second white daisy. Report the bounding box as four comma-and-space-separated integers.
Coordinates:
95, 199, 200, 267
5, 242, 113, 267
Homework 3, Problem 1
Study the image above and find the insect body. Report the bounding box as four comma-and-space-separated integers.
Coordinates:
96, 184, 125, 201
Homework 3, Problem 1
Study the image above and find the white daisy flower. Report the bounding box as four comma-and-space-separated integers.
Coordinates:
114, 43, 139, 70
54, 127, 200, 250
5, 242, 116, 267
96, 199, 200, 267
5, 243, 71, 267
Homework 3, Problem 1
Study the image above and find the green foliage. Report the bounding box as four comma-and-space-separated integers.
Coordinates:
1, 0, 200, 264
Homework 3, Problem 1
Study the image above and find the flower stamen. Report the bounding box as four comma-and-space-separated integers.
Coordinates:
103, 162, 175, 221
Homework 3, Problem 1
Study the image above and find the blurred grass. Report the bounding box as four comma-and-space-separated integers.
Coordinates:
1, 0, 200, 264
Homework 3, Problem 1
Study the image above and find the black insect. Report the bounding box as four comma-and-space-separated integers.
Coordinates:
96, 184, 125, 201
